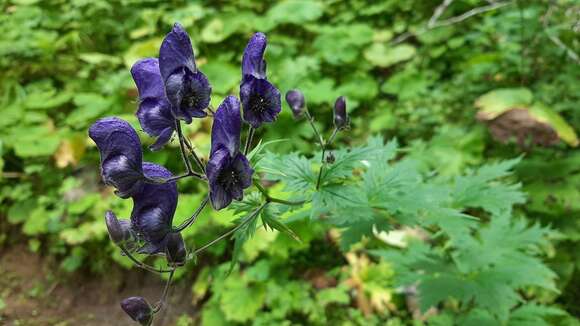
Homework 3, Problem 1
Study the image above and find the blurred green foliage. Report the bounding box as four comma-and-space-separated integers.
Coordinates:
1, 0, 579, 324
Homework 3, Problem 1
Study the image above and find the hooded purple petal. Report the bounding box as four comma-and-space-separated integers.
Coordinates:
120, 296, 153, 326
210, 95, 241, 157
206, 148, 254, 210
130, 162, 178, 252
159, 23, 196, 81
165, 69, 210, 122
240, 78, 281, 128
132, 58, 175, 150
89, 117, 144, 198
242, 32, 267, 80
131, 58, 166, 100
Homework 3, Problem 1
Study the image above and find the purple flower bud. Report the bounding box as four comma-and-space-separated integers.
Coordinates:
105, 211, 133, 245
285, 89, 305, 118
165, 232, 187, 266
120, 296, 153, 326
333, 96, 348, 130
240, 32, 281, 128
326, 152, 335, 164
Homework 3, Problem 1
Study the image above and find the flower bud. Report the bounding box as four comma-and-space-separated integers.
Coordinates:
326, 152, 335, 164
120, 296, 153, 326
333, 96, 348, 129
105, 211, 132, 245
165, 232, 187, 266
285, 89, 305, 118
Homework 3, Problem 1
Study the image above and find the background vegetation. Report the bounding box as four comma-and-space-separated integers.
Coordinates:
0, 0, 578, 325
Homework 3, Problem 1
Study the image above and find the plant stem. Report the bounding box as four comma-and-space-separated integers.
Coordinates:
189, 202, 268, 257
244, 127, 255, 155
183, 137, 206, 173
153, 267, 175, 313
145, 171, 206, 185
316, 127, 339, 190
172, 196, 209, 232
119, 246, 172, 274
175, 119, 194, 174
304, 109, 324, 150
253, 180, 305, 206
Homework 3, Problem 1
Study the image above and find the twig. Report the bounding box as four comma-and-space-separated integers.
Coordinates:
189, 202, 268, 257
119, 246, 172, 274
542, 4, 580, 63
244, 127, 255, 155
392, 1, 512, 45
171, 196, 209, 232
253, 180, 306, 206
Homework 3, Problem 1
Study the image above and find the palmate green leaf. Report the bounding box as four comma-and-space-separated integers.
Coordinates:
220, 277, 266, 322
267, 0, 324, 25
259, 152, 316, 193
452, 158, 525, 216
320, 136, 396, 186
261, 205, 300, 242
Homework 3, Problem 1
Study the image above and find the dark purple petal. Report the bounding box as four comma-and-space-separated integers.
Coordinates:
240, 78, 281, 128
89, 117, 144, 198
165, 232, 187, 266
105, 211, 134, 245
242, 32, 267, 80
232, 153, 253, 189
159, 23, 196, 82
206, 147, 253, 210
121, 296, 153, 326
285, 89, 305, 118
333, 96, 348, 129
210, 95, 241, 157
148, 127, 174, 151
131, 162, 178, 248
131, 58, 165, 100
136, 98, 173, 134
165, 68, 210, 123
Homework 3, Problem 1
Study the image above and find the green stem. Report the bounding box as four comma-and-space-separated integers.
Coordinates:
189, 202, 268, 257
315, 127, 339, 190
153, 267, 175, 313
183, 137, 206, 173
253, 180, 305, 206
175, 119, 194, 174
244, 127, 255, 155
172, 196, 209, 232
119, 246, 172, 274
304, 109, 325, 150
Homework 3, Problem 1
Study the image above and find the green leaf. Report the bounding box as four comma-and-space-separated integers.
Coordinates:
475, 88, 534, 120
220, 278, 266, 322
268, 0, 324, 25
528, 103, 578, 147
364, 43, 416, 67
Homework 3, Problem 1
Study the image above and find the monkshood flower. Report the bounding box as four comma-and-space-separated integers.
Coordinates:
105, 211, 134, 246
159, 23, 211, 123
131, 162, 180, 255
121, 296, 153, 326
285, 89, 305, 118
165, 232, 187, 266
240, 32, 281, 128
89, 117, 144, 198
206, 96, 254, 210
333, 96, 349, 130
131, 58, 174, 151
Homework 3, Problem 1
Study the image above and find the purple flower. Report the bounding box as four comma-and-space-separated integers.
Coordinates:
159, 23, 211, 123
165, 232, 187, 266
240, 32, 281, 128
131, 162, 179, 255
89, 117, 144, 198
333, 96, 349, 129
285, 89, 305, 118
131, 58, 175, 151
105, 211, 134, 246
206, 96, 254, 210
120, 296, 153, 326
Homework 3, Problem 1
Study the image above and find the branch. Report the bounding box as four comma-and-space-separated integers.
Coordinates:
392, 1, 513, 45
542, 5, 580, 63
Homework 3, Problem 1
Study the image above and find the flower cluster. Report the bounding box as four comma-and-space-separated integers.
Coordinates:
89, 23, 348, 325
